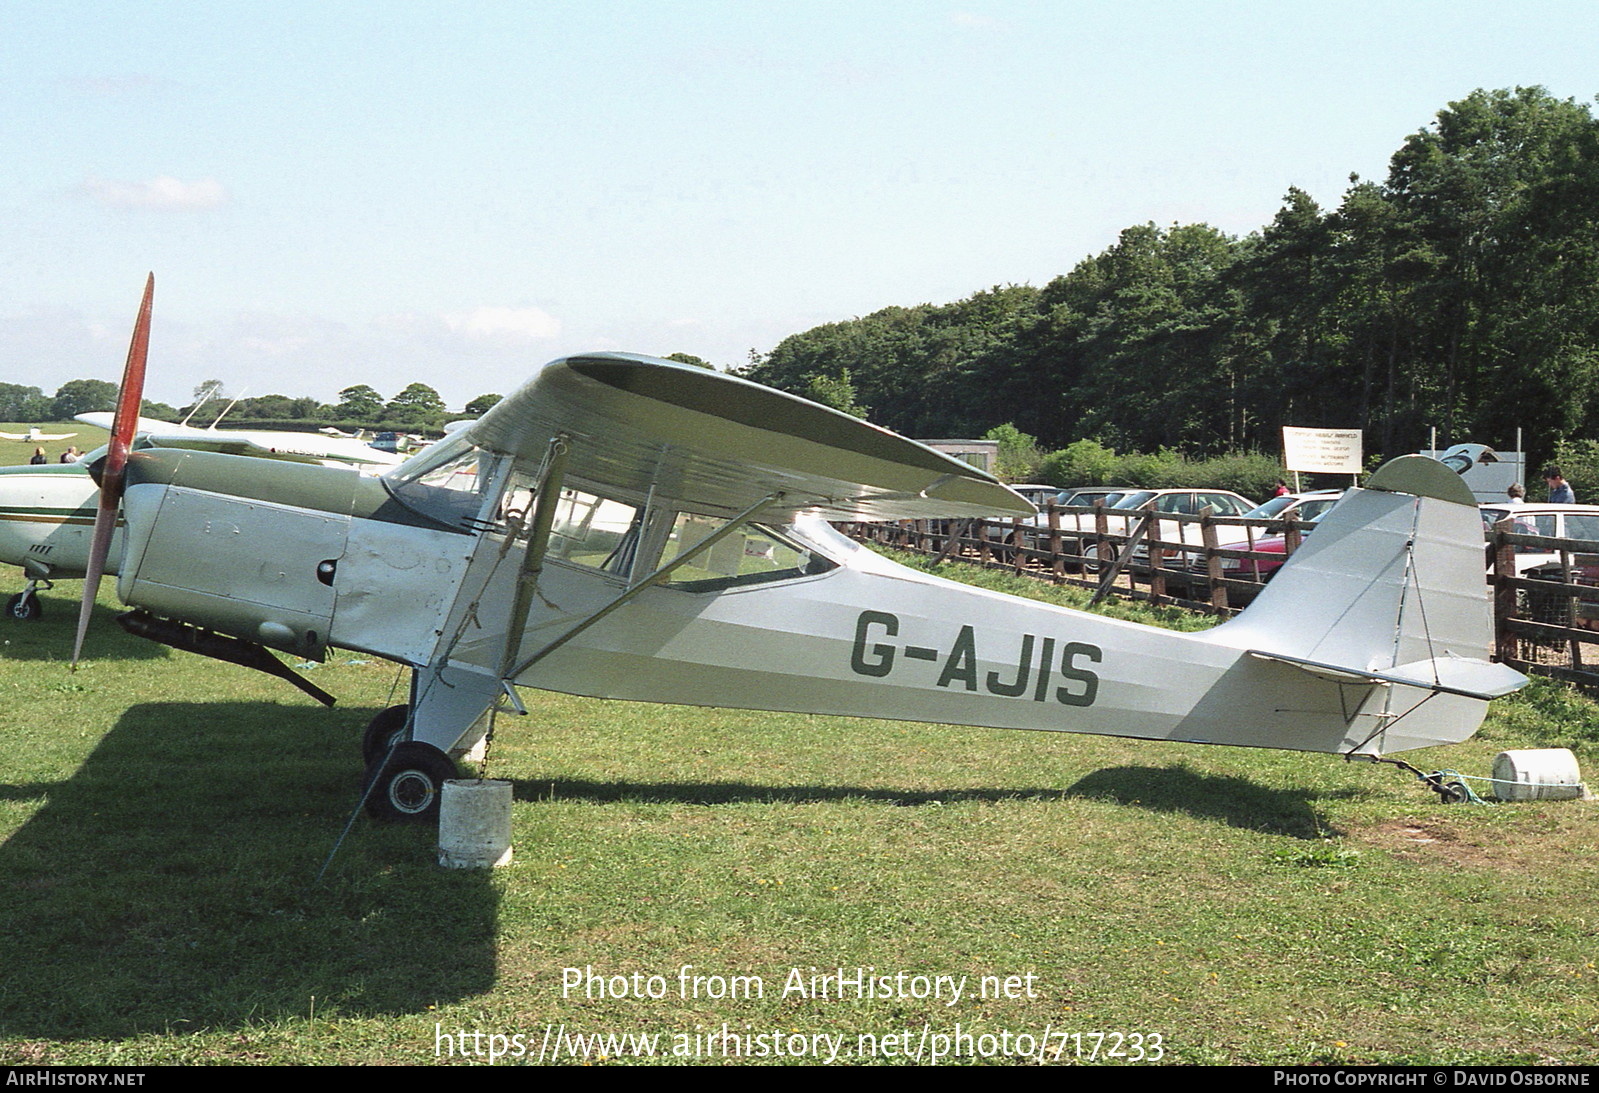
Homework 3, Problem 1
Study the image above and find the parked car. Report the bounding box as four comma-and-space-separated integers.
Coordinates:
1009, 484, 1061, 510
1035, 487, 1258, 569
1166, 491, 1345, 602
1014, 486, 1134, 547
1479, 503, 1599, 631
1478, 503, 1599, 576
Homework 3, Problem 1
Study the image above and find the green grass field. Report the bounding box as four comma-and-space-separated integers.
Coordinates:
0, 432, 1595, 1065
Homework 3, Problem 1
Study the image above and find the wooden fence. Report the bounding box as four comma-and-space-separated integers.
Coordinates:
842, 502, 1599, 690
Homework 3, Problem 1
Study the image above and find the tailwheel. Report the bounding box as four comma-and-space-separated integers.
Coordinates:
363, 741, 457, 824
6, 592, 41, 622
360, 704, 412, 765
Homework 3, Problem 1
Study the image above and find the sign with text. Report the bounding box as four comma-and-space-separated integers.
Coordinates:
1282, 427, 1362, 475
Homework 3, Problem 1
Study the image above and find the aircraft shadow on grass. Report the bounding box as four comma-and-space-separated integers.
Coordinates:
0, 702, 495, 1041
1063, 765, 1355, 838
509, 765, 1347, 839
511, 776, 1088, 809
0, 593, 167, 662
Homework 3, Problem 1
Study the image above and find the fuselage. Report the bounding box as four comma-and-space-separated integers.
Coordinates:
112, 443, 1495, 758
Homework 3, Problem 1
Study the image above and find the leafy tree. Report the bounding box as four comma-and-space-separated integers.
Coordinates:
665, 353, 713, 369
464, 393, 503, 416
0, 383, 50, 421
803, 370, 869, 418
51, 379, 118, 418
383, 382, 446, 429
334, 384, 384, 422
983, 423, 1042, 482
139, 400, 180, 421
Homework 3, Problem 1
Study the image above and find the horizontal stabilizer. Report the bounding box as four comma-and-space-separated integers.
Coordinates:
1248, 649, 1526, 701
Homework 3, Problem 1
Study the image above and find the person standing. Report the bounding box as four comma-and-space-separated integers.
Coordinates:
28, 447, 46, 465
1543, 465, 1575, 504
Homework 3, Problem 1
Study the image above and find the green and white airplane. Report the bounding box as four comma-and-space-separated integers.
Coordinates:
0, 402, 400, 621
62, 277, 1529, 823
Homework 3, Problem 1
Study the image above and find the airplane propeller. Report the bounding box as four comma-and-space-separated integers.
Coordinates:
71, 273, 153, 669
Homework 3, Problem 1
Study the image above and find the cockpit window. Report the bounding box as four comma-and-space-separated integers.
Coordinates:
658, 514, 835, 592
546, 488, 641, 575
383, 440, 497, 527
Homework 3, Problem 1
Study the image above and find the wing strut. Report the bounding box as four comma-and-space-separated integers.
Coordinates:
507, 491, 782, 680
499, 435, 571, 679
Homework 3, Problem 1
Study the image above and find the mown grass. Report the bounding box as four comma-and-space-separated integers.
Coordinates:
0, 534, 1595, 1064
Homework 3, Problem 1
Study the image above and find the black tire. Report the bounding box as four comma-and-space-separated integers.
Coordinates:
5, 593, 40, 622
1440, 781, 1470, 804
361, 704, 411, 765
363, 741, 457, 824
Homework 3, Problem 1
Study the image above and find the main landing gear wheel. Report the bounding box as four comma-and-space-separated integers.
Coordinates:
361, 704, 412, 765
363, 741, 457, 824
5, 592, 41, 621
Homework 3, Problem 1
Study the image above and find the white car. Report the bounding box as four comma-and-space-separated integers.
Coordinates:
1033, 488, 1257, 567
1479, 503, 1599, 576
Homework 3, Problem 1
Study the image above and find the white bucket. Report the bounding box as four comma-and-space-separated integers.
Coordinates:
1490, 749, 1585, 802
437, 779, 514, 868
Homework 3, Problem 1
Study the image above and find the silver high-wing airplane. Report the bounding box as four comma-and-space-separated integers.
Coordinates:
69, 279, 1527, 822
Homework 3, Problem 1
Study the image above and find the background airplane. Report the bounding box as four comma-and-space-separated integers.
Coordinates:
0, 427, 77, 442
0, 409, 401, 620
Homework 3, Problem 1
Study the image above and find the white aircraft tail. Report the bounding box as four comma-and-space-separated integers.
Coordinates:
1207, 455, 1524, 753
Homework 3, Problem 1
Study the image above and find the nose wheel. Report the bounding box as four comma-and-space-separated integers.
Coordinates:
6, 580, 50, 621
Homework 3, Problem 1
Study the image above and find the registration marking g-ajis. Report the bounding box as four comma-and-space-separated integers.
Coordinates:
849, 609, 1102, 707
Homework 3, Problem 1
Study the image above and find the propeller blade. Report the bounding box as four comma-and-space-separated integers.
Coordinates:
71, 273, 153, 669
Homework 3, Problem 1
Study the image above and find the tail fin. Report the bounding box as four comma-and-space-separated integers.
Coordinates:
1211, 455, 1525, 753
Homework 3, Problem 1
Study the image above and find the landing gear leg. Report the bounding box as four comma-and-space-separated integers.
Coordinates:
1349, 753, 1478, 804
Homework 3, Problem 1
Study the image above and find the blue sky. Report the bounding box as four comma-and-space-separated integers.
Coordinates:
3, 0, 1597, 410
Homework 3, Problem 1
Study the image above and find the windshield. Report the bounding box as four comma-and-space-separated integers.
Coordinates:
382, 438, 499, 527
1243, 496, 1297, 518
1111, 491, 1156, 509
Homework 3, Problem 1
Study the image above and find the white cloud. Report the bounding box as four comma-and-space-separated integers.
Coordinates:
83, 175, 229, 210
444, 306, 561, 342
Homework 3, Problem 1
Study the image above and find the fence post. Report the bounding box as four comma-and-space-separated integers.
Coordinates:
1202, 508, 1229, 613
1562, 546, 1583, 669
1048, 504, 1064, 582
1492, 517, 1517, 665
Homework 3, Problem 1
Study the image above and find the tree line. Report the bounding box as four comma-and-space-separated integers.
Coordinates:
0, 378, 505, 434
741, 87, 1599, 476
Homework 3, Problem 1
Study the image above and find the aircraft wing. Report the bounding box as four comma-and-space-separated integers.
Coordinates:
132, 430, 403, 469
77, 412, 400, 469
461, 353, 1033, 521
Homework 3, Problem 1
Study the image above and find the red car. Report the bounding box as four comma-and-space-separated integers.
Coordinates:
1175, 491, 1344, 601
